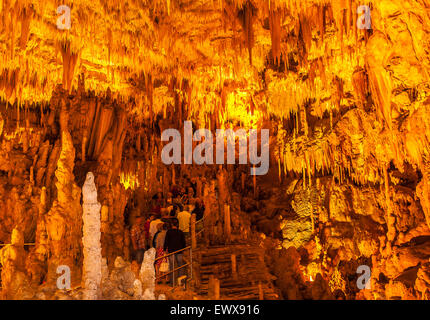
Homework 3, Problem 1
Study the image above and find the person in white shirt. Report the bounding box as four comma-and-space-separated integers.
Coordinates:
149, 215, 162, 246
177, 206, 191, 234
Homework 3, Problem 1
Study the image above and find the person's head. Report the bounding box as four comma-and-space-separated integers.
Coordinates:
149, 214, 155, 221
187, 187, 194, 196
157, 222, 164, 231
171, 205, 178, 217
195, 198, 202, 207
171, 218, 179, 228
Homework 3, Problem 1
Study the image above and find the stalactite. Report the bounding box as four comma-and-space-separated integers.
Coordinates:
366, 32, 393, 129
59, 40, 81, 93
239, 1, 255, 65
9, 5, 16, 60
352, 67, 368, 109
269, 8, 282, 65
19, 6, 32, 50
299, 12, 312, 59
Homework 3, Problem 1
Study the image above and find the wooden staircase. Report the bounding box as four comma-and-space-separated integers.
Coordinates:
193, 244, 279, 300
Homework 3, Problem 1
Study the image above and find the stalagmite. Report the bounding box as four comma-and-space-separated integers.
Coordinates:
139, 248, 156, 300
384, 166, 396, 242
82, 172, 102, 300
0, 229, 32, 299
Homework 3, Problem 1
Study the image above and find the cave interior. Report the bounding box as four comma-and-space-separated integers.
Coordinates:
0, 0, 430, 300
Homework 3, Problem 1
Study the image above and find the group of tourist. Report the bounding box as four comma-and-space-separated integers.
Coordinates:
130, 179, 205, 286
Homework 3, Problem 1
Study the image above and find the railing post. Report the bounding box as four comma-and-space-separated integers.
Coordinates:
258, 281, 264, 300
191, 214, 196, 249
209, 275, 220, 299
224, 204, 231, 243
173, 254, 175, 287
214, 278, 220, 299
209, 275, 214, 298
190, 247, 193, 282
231, 254, 237, 280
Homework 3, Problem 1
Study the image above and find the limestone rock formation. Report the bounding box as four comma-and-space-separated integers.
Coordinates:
101, 256, 137, 299
82, 172, 102, 300
0, 229, 34, 299
139, 248, 156, 300
44, 129, 82, 287
1, 0, 430, 301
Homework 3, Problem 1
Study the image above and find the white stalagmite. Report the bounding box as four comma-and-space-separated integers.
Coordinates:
82, 172, 102, 300
139, 248, 156, 300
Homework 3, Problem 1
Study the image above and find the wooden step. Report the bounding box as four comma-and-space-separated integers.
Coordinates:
193, 243, 279, 300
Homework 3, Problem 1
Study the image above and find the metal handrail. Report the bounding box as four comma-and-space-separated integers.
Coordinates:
154, 246, 193, 286
0, 243, 35, 247
154, 246, 191, 262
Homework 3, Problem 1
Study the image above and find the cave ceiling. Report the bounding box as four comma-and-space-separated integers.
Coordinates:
3, 0, 426, 121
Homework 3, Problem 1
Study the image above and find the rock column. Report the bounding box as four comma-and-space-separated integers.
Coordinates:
82, 172, 102, 300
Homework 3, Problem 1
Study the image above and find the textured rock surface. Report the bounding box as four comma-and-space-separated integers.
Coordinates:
0, 229, 34, 299
44, 125, 83, 287
82, 172, 102, 300
139, 248, 156, 300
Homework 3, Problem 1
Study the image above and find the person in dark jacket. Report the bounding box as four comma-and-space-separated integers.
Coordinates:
192, 198, 205, 221
163, 218, 186, 286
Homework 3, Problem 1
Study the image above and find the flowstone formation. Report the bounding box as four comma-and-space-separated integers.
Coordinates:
82, 172, 102, 300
